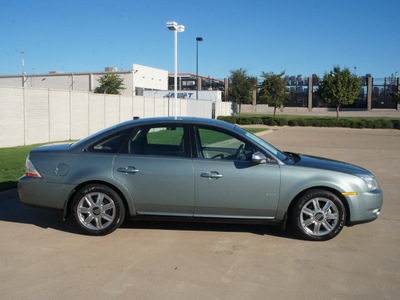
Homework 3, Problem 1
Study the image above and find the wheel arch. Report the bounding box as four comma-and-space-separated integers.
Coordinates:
63, 180, 131, 220
285, 186, 351, 227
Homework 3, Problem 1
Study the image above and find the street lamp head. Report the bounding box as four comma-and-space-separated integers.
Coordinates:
166, 21, 177, 30
176, 25, 185, 32
166, 21, 185, 32
196, 37, 203, 42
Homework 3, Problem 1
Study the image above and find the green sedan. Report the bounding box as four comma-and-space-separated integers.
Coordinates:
18, 117, 383, 241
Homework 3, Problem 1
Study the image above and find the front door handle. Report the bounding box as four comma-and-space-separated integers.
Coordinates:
201, 172, 223, 179
118, 167, 139, 174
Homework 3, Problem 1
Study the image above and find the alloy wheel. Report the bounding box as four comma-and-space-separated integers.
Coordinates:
300, 197, 339, 236
77, 192, 116, 231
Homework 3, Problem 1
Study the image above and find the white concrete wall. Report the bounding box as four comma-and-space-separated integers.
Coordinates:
132, 64, 168, 91
187, 99, 212, 118
0, 86, 233, 148
0, 77, 22, 87
0, 87, 24, 147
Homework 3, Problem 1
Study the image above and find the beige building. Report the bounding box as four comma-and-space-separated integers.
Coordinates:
0, 64, 168, 95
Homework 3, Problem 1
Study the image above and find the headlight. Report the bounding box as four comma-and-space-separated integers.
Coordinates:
357, 174, 378, 191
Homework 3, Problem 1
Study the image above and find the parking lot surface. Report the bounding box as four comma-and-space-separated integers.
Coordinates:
1, 126, 399, 299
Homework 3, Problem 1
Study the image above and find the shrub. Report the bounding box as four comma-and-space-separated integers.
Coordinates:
218, 115, 399, 130
319, 120, 331, 127
252, 118, 263, 124
365, 120, 377, 128
274, 118, 288, 126
298, 119, 307, 126
337, 119, 352, 128
391, 119, 400, 129
353, 120, 367, 129
217, 116, 236, 124
381, 119, 393, 129
263, 118, 275, 126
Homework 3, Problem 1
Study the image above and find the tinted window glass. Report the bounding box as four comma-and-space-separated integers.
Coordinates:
130, 126, 186, 157
89, 132, 127, 153
195, 127, 255, 161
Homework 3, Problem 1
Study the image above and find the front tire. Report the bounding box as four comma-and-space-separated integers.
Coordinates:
71, 184, 125, 235
291, 189, 346, 241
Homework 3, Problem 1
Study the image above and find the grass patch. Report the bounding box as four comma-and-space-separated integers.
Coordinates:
0, 141, 75, 192
244, 128, 269, 134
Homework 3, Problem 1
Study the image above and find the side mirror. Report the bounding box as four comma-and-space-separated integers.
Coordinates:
251, 152, 267, 164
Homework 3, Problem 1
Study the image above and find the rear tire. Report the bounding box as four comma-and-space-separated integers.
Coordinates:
71, 184, 125, 236
290, 189, 346, 241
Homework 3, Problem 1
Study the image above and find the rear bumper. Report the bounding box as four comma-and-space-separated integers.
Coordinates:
18, 176, 73, 211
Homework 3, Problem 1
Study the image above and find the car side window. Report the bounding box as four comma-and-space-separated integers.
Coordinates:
88, 132, 128, 153
129, 126, 187, 157
195, 126, 255, 161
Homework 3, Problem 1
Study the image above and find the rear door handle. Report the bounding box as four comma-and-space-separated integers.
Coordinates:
118, 167, 139, 174
201, 172, 223, 179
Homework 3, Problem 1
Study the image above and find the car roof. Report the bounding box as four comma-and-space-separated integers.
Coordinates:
117, 116, 235, 129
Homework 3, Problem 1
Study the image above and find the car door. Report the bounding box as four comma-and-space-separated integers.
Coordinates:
113, 124, 194, 216
192, 125, 280, 219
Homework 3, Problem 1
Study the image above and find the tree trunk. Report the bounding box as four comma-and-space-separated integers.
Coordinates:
336, 105, 340, 120
273, 106, 277, 120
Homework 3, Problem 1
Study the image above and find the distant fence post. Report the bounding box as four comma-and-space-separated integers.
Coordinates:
367, 77, 373, 111
307, 77, 313, 111
224, 78, 229, 100
397, 78, 400, 110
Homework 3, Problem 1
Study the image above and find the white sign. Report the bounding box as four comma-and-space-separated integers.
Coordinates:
143, 90, 222, 101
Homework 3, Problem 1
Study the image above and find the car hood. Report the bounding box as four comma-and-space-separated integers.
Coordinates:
292, 153, 371, 176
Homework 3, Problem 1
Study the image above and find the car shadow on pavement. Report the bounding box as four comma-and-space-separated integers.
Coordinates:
1, 189, 299, 240
121, 219, 300, 240
0, 189, 80, 234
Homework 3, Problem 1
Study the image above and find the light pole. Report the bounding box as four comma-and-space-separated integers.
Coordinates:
21, 51, 25, 74
196, 37, 203, 100
166, 21, 185, 118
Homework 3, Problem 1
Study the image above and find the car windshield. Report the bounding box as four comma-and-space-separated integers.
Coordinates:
234, 126, 288, 161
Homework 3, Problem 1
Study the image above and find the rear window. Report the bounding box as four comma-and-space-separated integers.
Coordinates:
87, 132, 128, 153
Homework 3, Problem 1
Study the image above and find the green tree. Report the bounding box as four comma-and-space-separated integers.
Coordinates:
227, 68, 254, 113
94, 73, 126, 94
258, 70, 289, 119
392, 92, 400, 110
315, 66, 362, 120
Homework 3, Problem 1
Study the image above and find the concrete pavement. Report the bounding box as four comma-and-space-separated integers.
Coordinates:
0, 127, 399, 299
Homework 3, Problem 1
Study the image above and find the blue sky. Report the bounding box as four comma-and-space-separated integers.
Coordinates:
1, 0, 399, 79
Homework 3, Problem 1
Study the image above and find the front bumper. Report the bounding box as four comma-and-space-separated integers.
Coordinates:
345, 189, 383, 225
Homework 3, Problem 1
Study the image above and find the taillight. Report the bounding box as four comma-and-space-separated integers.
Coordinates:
25, 156, 42, 178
